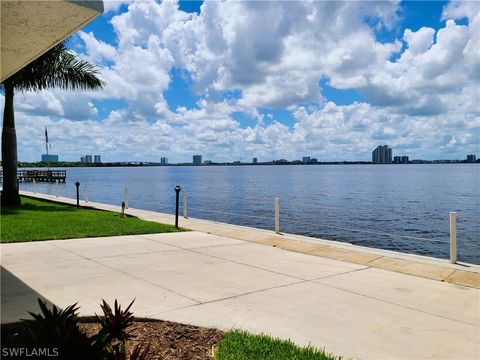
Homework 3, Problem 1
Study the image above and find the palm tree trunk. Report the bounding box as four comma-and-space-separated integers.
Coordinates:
1, 83, 21, 206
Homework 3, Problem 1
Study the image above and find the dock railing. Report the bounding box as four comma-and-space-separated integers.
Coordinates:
0, 170, 67, 183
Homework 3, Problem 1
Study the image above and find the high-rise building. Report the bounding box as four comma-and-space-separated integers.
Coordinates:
81, 155, 93, 163
41, 154, 58, 162
467, 154, 476, 163
394, 155, 409, 164
160, 157, 168, 165
94, 155, 101, 163
193, 154, 202, 165
372, 145, 392, 164
252, 157, 258, 164
302, 156, 310, 164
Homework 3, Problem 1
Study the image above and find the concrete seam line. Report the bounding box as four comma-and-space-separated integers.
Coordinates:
136, 234, 251, 253
186, 242, 257, 250
136, 233, 306, 281
160, 279, 310, 312
145, 302, 205, 318
310, 266, 371, 282
87, 248, 182, 260
185, 247, 306, 281
47, 241, 200, 304
313, 280, 479, 328
365, 255, 384, 264
442, 269, 457, 282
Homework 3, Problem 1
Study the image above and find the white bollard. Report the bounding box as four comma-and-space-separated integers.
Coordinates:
33, 178, 36, 194
55, 180, 59, 197
450, 212, 457, 264
84, 183, 88, 203
183, 191, 188, 218
274, 197, 280, 234
124, 186, 128, 209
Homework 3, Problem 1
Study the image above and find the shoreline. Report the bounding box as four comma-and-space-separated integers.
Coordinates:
17, 190, 480, 289
14, 162, 480, 168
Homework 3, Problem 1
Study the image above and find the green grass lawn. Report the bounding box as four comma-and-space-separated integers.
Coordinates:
1, 196, 184, 243
216, 330, 343, 360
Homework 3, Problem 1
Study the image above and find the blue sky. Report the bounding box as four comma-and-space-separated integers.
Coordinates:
8, 0, 480, 162
80, 1, 443, 127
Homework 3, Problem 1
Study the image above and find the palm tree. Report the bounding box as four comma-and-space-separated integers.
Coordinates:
1, 42, 105, 206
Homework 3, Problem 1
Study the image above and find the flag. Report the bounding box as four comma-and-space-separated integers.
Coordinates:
45, 126, 48, 153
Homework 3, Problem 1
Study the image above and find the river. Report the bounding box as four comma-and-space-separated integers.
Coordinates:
19, 164, 480, 264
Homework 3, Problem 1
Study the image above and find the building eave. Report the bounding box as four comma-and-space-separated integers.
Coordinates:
1, 0, 104, 82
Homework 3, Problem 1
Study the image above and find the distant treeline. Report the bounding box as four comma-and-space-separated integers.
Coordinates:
17, 161, 373, 168
10, 159, 478, 168
17, 162, 156, 168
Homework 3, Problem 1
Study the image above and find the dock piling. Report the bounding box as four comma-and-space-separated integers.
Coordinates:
55, 180, 59, 197
183, 190, 188, 218
274, 198, 280, 234
84, 183, 88, 203
124, 186, 128, 209
450, 212, 457, 264
33, 178, 36, 194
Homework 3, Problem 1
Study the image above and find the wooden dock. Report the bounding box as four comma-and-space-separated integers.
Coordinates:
0, 170, 67, 183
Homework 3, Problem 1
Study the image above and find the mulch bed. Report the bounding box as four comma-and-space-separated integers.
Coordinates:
79, 320, 224, 360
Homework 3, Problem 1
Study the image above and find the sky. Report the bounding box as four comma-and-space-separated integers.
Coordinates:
5, 0, 480, 162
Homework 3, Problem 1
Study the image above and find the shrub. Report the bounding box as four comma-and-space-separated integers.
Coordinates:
94, 299, 135, 345
2, 299, 148, 360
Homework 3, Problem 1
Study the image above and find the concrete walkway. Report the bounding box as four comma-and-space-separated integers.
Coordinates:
1, 192, 479, 359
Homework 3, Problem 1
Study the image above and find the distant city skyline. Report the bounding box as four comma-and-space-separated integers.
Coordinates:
19, 151, 479, 166
5, 1, 479, 162
29, 150, 479, 165
80, 154, 101, 163
154, 150, 477, 165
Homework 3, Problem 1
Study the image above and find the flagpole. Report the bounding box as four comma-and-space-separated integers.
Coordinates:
45, 127, 50, 171
47, 133, 49, 172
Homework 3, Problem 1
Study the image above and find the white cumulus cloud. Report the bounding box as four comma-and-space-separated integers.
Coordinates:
6, 0, 479, 162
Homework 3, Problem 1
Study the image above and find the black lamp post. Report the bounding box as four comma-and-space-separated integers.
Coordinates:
175, 185, 181, 228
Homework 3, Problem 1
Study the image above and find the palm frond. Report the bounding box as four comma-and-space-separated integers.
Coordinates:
2, 42, 105, 92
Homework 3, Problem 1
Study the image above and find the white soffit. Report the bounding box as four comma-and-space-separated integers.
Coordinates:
1, 0, 103, 82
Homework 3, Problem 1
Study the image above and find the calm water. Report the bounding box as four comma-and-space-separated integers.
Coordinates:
20, 164, 479, 264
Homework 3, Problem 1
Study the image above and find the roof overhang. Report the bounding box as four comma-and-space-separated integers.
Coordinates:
1, 0, 104, 82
